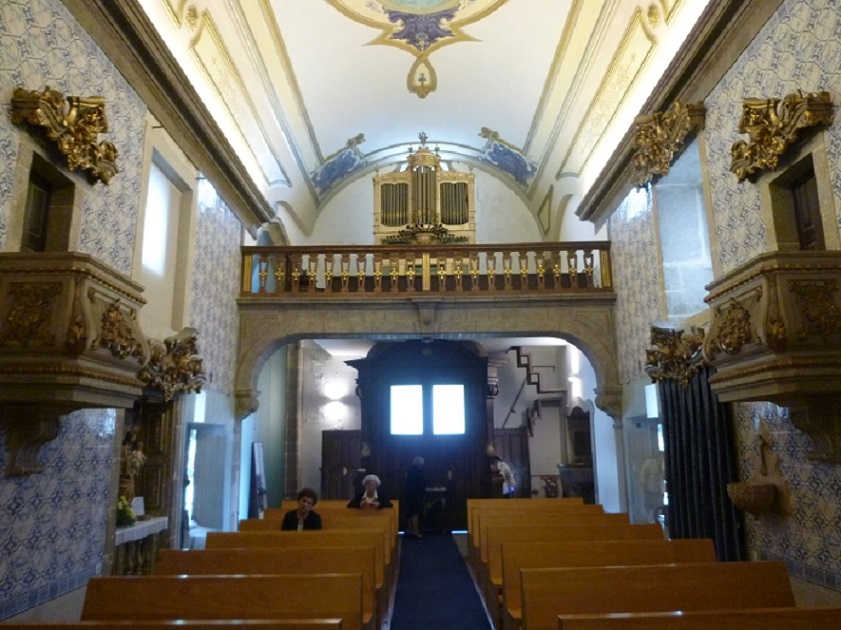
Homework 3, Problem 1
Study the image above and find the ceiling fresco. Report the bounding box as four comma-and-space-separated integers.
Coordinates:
143, 0, 710, 237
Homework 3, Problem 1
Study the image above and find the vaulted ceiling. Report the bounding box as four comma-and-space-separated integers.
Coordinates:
134, 0, 710, 238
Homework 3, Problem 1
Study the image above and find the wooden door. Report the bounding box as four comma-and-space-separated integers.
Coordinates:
321, 430, 361, 500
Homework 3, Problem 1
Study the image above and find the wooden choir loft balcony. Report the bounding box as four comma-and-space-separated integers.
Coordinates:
240, 242, 613, 298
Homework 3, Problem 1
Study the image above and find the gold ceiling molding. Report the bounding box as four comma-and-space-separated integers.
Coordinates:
328, 0, 506, 98
645, 324, 706, 387
10, 87, 119, 185
632, 101, 705, 188
538, 186, 553, 235
731, 90, 834, 183
191, 10, 288, 187
558, 8, 656, 178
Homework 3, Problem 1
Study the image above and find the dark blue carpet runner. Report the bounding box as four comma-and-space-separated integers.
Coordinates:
389, 533, 491, 629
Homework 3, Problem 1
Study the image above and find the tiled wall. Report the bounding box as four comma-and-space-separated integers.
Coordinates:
0, 0, 146, 275
609, 0, 841, 593
0, 409, 116, 619
0, 0, 145, 619
189, 180, 242, 396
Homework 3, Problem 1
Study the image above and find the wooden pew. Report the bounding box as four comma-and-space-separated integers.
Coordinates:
468, 502, 602, 570
481, 523, 663, 628
557, 607, 841, 629
82, 574, 364, 630
1, 622, 344, 629
269, 500, 400, 540
205, 530, 388, 623
501, 539, 716, 630
520, 561, 795, 630
156, 547, 377, 630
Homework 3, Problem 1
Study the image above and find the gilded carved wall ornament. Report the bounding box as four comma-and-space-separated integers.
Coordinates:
137, 328, 206, 402
645, 324, 706, 387
789, 280, 841, 341
730, 90, 834, 183
707, 298, 757, 358
95, 299, 144, 359
632, 101, 705, 188
0, 283, 61, 347
10, 87, 119, 184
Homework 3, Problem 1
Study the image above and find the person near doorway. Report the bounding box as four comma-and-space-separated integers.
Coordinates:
403, 456, 426, 538
492, 456, 516, 498
281, 487, 323, 531
348, 474, 393, 509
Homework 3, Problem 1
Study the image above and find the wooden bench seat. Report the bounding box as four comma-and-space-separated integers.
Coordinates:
501, 539, 716, 630
205, 530, 389, 621
520, 561, 795, 630
481, 523, 663, 628
82, 574, 363, 630
557, 607, 841, 629
0, 621, 344, 629
156, 547, 377, 629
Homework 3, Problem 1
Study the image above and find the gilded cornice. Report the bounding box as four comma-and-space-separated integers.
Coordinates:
731, 90, 834, 182
11, 87, 119, 184
645, 324, 706, 387
631, 101, 705, 188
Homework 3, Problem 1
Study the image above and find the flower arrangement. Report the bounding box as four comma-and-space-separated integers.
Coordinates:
116, 495, 136, 528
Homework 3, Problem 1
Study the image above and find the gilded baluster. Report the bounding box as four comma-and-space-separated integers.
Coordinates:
406, 252, 417, 291
390, 255, 399, 293
552, 252, 561, 290
470, 253, 480, 291
274, 256, 286, 294
373, 255, 383, 293
567, 250, 579, 289
340, 254, 350, 293
307, 257, 317, 293
519, 251, 529, 290
357, 254, 367, 293
258, 259, 269, 293
324, 255, 334, 293
437, 254, 448, 292
536, 253, 546, 290
487, 253, 497, 291
584, 251, 595, 288
290, 254, 302, 292
503, 252, 513, 290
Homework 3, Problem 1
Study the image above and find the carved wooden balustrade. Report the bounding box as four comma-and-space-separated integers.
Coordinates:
241, 242, 612, 297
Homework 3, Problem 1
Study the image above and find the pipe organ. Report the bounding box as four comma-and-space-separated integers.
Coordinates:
374, 135, 475, 244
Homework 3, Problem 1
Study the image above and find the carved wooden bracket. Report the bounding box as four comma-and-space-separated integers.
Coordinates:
632, 101, 706, 188
137, 327, 205, 402
10, 86, 119, 184
703, 250, 841, 463
645, 324, 706, 387
0, 252, 149, 475
730, 90, 834, 183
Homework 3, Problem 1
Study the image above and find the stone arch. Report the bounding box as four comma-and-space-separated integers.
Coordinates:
234, 300, 622, 422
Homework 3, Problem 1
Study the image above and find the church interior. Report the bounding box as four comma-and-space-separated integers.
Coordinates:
2, 0, 841, 626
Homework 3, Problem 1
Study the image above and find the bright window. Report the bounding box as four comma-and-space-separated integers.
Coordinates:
390, 385, 423, 434
432, 384, 465, 434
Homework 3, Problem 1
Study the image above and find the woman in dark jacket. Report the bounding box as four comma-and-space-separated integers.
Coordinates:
281, 487, 323, 530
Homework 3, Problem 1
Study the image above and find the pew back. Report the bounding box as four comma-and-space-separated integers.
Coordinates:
156, 547, 376, 622
501, 539, 716, 630
82, 575, 363, 630
557, 607, 841, 629
1, 622, 344, 629
205, 530, 385, 588
520, 561, 795, 630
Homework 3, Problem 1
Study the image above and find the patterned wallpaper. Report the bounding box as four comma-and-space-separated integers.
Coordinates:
0, 0, 146, 275
609, 0, 841, 593
188, 180, 242, 397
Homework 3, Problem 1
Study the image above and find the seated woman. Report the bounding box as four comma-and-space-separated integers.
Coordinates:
347, 474, 393, 509
281, 487, 323, 530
